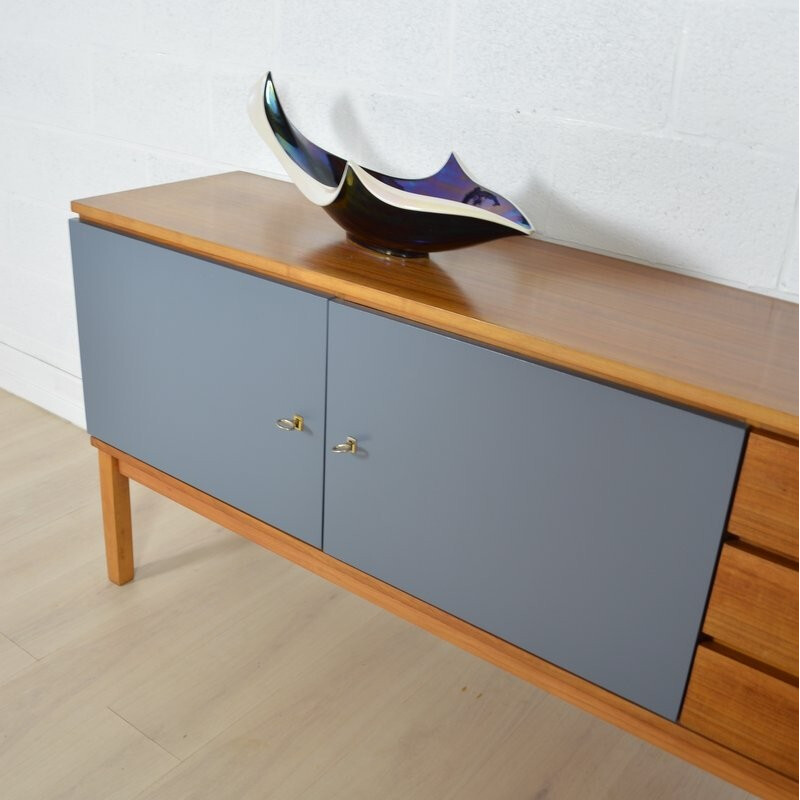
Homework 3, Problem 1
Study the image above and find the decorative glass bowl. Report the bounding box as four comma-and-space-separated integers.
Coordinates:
248, 73, 533, 259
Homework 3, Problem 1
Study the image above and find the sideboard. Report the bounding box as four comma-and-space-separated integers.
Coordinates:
70, 172, 798, 798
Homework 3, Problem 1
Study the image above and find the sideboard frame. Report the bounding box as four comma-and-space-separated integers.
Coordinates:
94, 436, 796, 800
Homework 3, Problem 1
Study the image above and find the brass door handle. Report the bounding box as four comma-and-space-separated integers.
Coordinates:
331, 436, 357, 454
275, 415, 304, 432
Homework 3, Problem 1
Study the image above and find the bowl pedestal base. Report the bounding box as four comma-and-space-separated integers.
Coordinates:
347, 234, 429, 260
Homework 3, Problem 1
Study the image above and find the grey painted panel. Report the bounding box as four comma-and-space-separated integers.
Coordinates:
70, 220, 328, 547
323, 301, 745, 719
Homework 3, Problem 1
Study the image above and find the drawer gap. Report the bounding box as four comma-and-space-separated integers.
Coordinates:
700, 639, 799, 687
724, 535, 800, 570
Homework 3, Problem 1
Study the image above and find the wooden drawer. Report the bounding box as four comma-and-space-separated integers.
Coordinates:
704, 544, 798, 676
681, 644, 798, 779
729, 433, 798, 560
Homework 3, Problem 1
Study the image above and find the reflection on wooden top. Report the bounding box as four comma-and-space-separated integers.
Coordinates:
72, 171, 799, 438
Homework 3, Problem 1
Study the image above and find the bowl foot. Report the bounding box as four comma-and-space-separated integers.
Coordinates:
347, 234, 429, 260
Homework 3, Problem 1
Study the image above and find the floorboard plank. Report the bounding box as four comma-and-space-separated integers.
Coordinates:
0, 632, 36, 688
1, 706, 178, 800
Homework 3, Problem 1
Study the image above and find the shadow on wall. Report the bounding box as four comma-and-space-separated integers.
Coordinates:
538, 190, 681, 274
322, 92, 698, 280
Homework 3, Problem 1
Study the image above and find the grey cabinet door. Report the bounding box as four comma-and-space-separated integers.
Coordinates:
323, 301, 745, 719
70, 220, 328, 547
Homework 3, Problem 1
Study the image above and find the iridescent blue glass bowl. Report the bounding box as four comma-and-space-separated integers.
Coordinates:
248, 73, 533, 259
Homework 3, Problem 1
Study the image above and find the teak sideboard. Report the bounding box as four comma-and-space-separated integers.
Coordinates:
69, 172, 798, 798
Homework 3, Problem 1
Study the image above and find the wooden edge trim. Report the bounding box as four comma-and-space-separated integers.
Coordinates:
90, 436, 798, 799
72, 206, 798, 439
749, 428, 800, 448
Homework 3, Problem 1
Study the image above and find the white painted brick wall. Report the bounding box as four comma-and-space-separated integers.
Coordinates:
0, 0, 797, 426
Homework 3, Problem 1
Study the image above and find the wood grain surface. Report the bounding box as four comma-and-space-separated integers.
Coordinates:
72, 172, 798, 438
703, 543, 798, 676
89, 434, 799, 799
681, 644, 799, 780
729, 433, 799, 559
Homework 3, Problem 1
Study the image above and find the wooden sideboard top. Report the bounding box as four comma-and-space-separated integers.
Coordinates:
72, 171, 799, 438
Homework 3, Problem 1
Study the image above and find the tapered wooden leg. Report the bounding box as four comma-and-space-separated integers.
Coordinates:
98, 450, 134, 585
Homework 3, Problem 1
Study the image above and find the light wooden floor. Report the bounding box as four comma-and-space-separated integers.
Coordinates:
0, 389, 753, 800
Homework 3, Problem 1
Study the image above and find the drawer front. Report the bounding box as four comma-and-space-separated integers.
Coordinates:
70, 221, 329, 547
728, 433, 798, 560
681, 644, 799, 779
703, 544, 798, 676
324, 302, 745, 720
